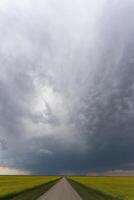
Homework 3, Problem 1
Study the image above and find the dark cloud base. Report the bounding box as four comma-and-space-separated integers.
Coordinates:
0, 0, 134, 175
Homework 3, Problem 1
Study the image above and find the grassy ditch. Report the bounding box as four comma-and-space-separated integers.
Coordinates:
0, 176, 60, 200
68, 178, 122, 200
11, 179, 59, 200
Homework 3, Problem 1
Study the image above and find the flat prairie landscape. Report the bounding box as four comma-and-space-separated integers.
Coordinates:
0, 176, 134, 200
69, 176, 134, 200
0, 176, 59, 200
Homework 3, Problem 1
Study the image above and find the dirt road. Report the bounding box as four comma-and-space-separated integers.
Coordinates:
37, 177, 82, 200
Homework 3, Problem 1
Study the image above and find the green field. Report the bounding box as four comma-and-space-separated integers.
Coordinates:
0, 176, 59, 200
1, 175, 134, 200
69, 176, 134, 200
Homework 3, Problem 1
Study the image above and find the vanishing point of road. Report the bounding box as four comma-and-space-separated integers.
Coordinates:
37, 177, 82, 200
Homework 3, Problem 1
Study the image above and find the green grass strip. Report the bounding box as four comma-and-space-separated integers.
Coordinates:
68, 178, 123, 200
0, 179, 60, 200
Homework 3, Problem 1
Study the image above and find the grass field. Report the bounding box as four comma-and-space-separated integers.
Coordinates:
69, 176, 134, 200
0, 176, 60, 200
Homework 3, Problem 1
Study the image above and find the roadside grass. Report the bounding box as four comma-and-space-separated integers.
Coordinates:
11, 179, 59, 200
69, 176, 134, 200
68, 179, 121, 200
0, 176, 60, 200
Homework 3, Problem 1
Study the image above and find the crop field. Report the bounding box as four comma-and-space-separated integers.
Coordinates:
69, 176, 134, 200
0, 176, 59, 200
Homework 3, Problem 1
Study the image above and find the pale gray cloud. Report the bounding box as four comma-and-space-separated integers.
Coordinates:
0, 0, 134, 174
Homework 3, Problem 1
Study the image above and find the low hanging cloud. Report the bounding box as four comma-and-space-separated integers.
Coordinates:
0, 0, 134, 175
0, 167, 31, 175
88, 170, 134, 177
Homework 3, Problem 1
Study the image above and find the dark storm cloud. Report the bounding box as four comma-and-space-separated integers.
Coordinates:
0, 0, 134, 174
82, 0, 134, 172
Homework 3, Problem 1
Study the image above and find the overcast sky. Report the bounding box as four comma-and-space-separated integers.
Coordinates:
0, 0, 134, 175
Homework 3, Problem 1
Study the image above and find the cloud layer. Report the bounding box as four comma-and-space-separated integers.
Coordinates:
0, 167, 31, 175
0, 0, 134, 174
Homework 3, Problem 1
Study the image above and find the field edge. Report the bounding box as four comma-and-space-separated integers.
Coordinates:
0, 178, 60, 200
68, 178, 123, 200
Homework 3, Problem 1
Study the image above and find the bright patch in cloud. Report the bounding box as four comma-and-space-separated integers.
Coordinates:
0, 167, 31, 175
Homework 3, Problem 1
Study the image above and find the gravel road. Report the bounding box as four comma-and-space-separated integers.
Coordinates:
37, 177, 82, 200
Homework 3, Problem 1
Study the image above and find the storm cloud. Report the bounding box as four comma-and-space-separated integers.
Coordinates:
0, 0, 134, 174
